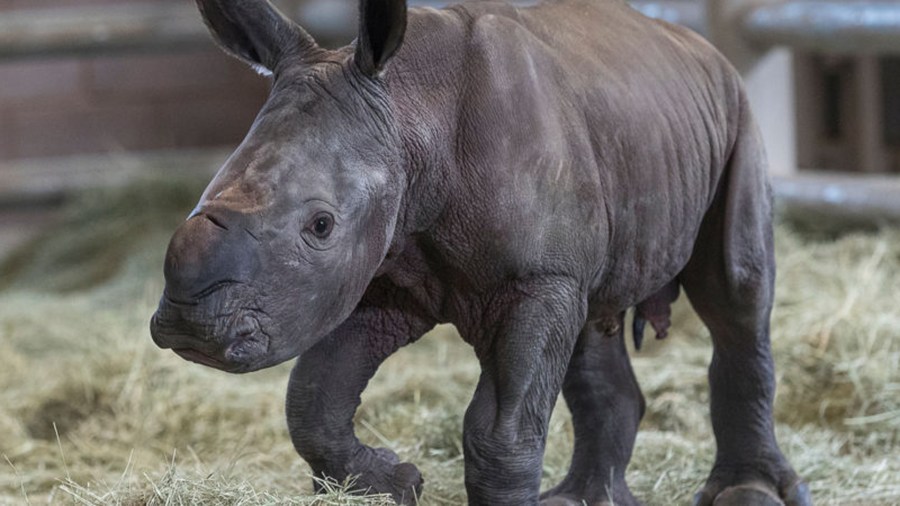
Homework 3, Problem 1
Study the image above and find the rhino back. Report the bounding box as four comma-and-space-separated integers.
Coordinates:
385, 0, 746, 312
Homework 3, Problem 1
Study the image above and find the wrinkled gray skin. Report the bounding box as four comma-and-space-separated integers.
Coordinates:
149, 0, 812, 505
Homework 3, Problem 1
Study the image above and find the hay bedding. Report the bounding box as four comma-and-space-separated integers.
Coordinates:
0, 176, 897, 505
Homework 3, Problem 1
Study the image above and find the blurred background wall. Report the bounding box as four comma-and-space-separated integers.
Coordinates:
795, 54, 900, 173
0, 0, 898, 249
1, 0, 899, 170
0, 0, 268, 161
0, 50, 266, 160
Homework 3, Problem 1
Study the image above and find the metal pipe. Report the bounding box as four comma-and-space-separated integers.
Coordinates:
630, 1, 707, 34
0, 0, 704, 60
742, 1, 900, 55
5, 1, 900, 60
297, 0, 708, 46
773, 173, 900, 231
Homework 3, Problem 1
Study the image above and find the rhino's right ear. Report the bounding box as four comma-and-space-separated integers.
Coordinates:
196, 0, 319, 75
355, 0, 408, 76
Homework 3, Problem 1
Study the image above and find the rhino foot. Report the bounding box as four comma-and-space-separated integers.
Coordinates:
540, 482, 640, 506
344, 447, 423, 505
693, 477, 812, 506
539, 493, 613, 506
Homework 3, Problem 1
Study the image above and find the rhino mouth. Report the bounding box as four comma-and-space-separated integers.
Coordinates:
167, 327, 270, 373
173, 347, 227, 368
151, 286, 272, 373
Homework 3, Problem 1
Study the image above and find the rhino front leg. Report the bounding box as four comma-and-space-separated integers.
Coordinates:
462, 276, 586, 506
540, 314, 643, 506
286, 299, 433, 505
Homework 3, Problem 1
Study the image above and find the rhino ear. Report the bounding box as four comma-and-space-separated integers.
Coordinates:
355, 0, 408, 76
196, 0, 319, 75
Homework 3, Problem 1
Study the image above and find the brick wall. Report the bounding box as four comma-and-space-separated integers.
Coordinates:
0, 1, 270, 161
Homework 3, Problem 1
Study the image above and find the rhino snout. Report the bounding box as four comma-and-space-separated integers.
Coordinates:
151, 210, 269, 372
163, 211, 257, 303
150, 301, 269, 373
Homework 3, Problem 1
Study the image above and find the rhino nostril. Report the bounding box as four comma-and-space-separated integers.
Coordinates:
204, 213, 229, 231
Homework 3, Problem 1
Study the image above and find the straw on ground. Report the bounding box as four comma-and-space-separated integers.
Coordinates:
1, 177, 898, 505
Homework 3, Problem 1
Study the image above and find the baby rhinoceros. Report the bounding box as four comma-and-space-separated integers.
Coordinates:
149, 0, 811, 504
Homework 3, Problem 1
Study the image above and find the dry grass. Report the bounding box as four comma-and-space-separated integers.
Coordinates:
1, 176, 898, 505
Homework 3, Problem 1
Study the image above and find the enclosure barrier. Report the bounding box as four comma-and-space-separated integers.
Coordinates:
743, 1, 900, 55
774, 173, 900, 231
4, 1, 900, 60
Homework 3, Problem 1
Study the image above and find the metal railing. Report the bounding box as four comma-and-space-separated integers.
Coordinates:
743, 1, 900, 55
2, 1, 899, 61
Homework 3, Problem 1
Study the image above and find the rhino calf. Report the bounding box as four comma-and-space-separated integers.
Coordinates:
150, 0, 811, 504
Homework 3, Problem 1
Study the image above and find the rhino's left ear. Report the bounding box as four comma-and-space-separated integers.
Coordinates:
355, 0, 408, 76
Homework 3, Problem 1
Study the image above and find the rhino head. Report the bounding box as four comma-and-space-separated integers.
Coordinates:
150, 0, 409, 373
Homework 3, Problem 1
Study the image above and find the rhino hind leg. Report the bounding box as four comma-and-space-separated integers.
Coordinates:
540, 315, 643, 506
679, 100, 810, 506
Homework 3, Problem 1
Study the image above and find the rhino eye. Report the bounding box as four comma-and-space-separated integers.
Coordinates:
309, 213, 334, 239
